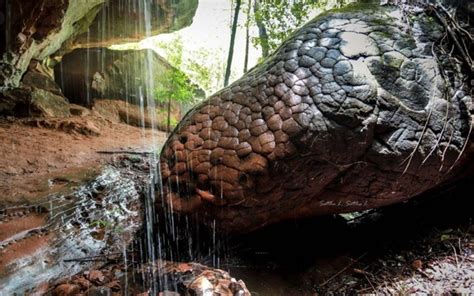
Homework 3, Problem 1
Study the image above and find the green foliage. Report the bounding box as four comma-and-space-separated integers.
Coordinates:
154, 69, 194, 104
152, 35, 194, 105
252, 0, 352, 53
186, 47, 227, 95
153, 35, 227, 96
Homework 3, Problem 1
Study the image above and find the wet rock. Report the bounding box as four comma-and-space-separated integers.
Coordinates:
72, 0, 198, 48
153, 261, 251, 296
50, 261, 250, 296
54, 48, 204, 107
0, 0, 199, 91
29, 89, 70, 118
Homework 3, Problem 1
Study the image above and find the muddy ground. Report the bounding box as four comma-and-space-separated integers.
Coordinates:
0, 115, 166, 205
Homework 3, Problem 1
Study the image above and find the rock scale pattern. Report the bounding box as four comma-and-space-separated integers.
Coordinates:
160, 5, 473, 233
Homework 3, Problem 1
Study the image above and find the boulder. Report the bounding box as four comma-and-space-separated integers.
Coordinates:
1, 61, 70, 117
29, 88, 70, 118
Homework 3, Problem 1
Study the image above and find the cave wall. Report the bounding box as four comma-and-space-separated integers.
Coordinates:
0, 0, 199, 92
54, 48, 196, 106
54, 47, 203, 130
0, 0, 105, 91
70, 0, 199, 49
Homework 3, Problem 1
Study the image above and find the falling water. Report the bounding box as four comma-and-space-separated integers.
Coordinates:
76, 0, 214, 293
2, 0, 247, 293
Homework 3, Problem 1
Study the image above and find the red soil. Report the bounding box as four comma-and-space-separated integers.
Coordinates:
0, 115, 167, 205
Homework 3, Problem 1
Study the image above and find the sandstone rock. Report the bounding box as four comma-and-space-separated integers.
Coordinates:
1, 61, 70, 117
22, 61, 63, 96
160, 3, 473, 234
72, 0, 199, 48
53, 283, 80, 296
0, 0, 105, 90
1, 82, 70, 118
0, 0, 199, 91
87, 270, 105, 284
69, 104, 90, 117
29, 88, 70, 118
54, 48, 204, 107
92, 99, 180, 131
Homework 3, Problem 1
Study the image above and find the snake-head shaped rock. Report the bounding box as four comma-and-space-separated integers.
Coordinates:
160, 5, 473, 233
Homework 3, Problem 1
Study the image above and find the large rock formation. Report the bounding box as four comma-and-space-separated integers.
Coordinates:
71, 0, 199, 49
160, 3, 473, 233
0, 0, 105, 91
0, 0, 198, 91
54, 47, 203, 107
53, 47, 203, 130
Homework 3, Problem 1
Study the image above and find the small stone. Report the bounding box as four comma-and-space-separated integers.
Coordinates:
86, 286, 112, 296
320, 57, 336, 68
284, 60, 299, 72
282, 118, 302, 134
189, 276, 214, 295
250, 119, 268, 136
308, 47, 327, 61
411, 259, 423, 270
53, 284, 80, 296
236, 142, 252, 157
88, 270, 105, 284
319, 37, 339, 48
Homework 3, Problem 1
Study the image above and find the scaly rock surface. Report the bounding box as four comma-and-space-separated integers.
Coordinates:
160, 4, 473, 233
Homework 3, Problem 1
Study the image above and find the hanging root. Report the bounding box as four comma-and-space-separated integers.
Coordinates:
424, 3, 473, 74
400, 102, 433, 175
446, 119, 473, 175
